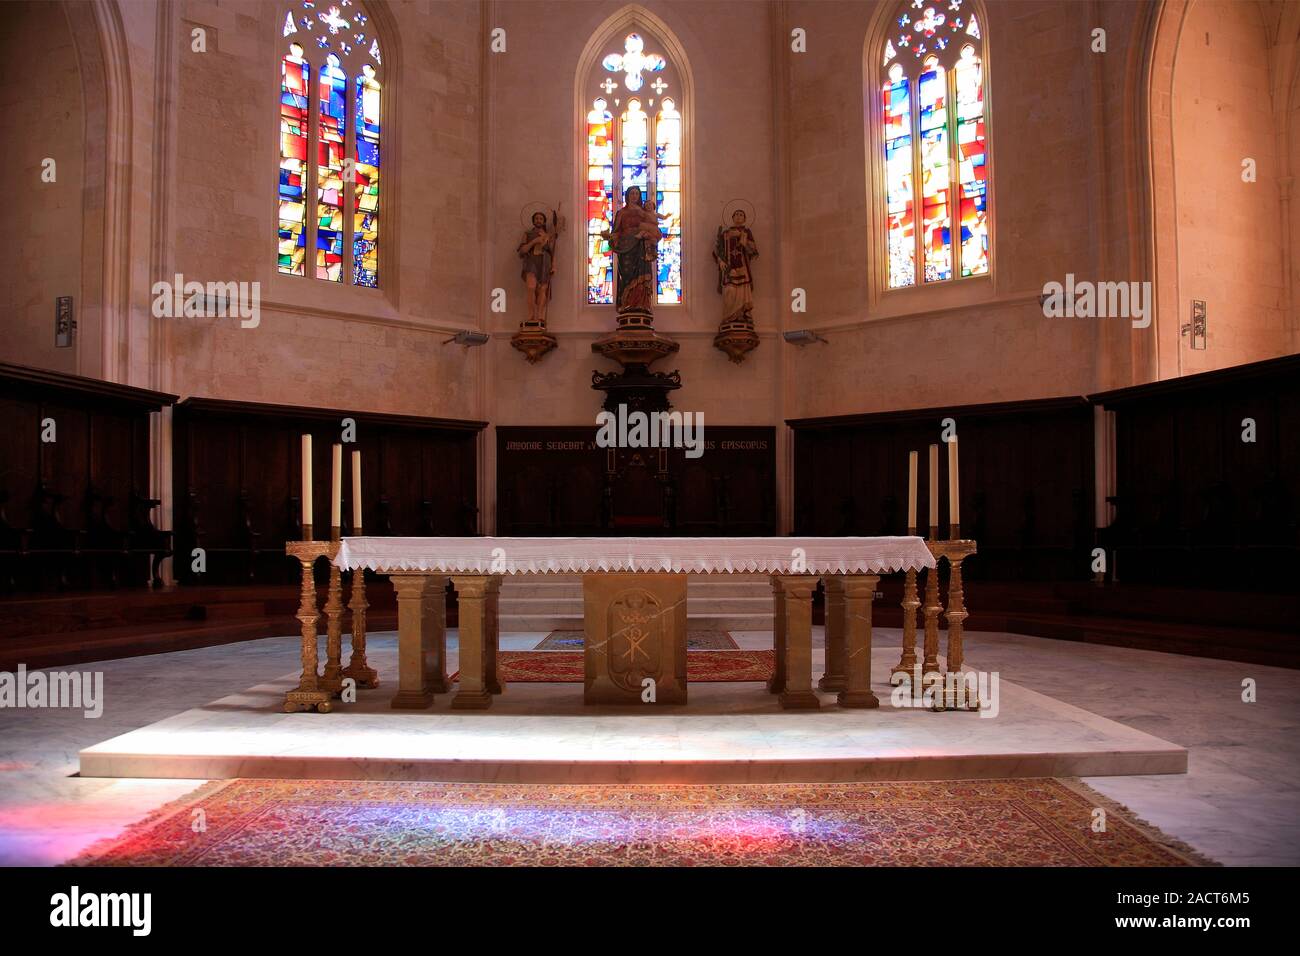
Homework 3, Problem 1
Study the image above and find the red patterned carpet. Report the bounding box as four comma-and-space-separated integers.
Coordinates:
451, 649, 774, 683
71, 777, 1212, 867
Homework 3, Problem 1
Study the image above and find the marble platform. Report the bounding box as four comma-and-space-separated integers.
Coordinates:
79, 643, 1186, 784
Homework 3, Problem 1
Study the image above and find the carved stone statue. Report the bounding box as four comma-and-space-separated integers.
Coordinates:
713, 208, 760, 363
603, 185, 660, 320
519, 211, 556, 326
510, 207, 560, 363
591, 184, 681, 412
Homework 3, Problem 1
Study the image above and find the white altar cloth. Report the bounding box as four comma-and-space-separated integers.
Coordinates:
334, 536, 935, 576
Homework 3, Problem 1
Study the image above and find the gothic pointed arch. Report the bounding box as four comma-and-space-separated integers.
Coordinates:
576, 6, 694, 308
866, 0, 991, 292
276, 0, 389, 288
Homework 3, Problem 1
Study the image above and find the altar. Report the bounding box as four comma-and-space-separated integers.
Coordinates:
304, 536, 938, 712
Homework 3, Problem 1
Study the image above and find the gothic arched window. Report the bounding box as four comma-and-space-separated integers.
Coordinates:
584, 30, 684, 305
278, 2, 383, 286
879, 0, 988, 289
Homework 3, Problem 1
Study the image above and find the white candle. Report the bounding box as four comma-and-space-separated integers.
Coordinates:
907, 450, 918, 531
351, 450, 362, 531
928, 444, 939, 530
300, 434, 313, 536
948, 436, 960, 528
331, 443, 343, 531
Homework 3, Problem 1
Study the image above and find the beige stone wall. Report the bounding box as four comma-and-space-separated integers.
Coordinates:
0, 1, 84, 376
782, 0, 1111, 419
1170, 0, 1288, 373
159, 0, 483, 418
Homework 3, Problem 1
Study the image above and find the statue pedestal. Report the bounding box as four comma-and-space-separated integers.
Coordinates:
591, 312, 681, 413
511, 321, 557, 364
714, 316, 760, 364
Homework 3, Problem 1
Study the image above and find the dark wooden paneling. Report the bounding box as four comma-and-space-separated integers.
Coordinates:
790, 398, 1094, 581
173, 398, 484, 585
496, 425, 776, 536
0, 362, 175, 592
1093, 354, 1300, 590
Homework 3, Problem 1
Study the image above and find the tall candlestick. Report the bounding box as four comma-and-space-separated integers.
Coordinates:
907, 450, 918, 532
948, 435, 960, 535
351, 450, 363, 531
928, 443, 939, 535
330, 443, 342, 535
300, 434, 313, 539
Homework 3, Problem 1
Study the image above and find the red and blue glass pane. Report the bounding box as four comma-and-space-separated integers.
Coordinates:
278, 51, 309, 276
956, 51, 988, 276
655, 106, 682, 304
918, 63, 951, 282
353, 69, 381, 288
586, 104, 614, 304
316, 56, 347, 282
883, 74, 914, 288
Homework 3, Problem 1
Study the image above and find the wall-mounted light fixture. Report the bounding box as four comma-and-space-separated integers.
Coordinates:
55, 296, 76, 348
782, 329, 827, 346
442, 330, 490, 348
1181, 300, 1207, 350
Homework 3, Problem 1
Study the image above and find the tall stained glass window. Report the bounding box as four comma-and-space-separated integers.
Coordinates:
277, 2, 383, 286
279, 44, 310, 276
586, 98, 615, 303
879, 0, 988, 289
584, 30, 685, 305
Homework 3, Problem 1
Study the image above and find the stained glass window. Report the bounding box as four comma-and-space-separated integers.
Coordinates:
655, 99, 682, 304
278, 44, 310, 276
585, 30, 684, 305
883, 63, 913, 289
878, 1, 989, 288
955, 45, 987, 276
317, 53, 347, 282
354, 64, 381, 287
586, 98, 614, 304
276, 2, 382, 287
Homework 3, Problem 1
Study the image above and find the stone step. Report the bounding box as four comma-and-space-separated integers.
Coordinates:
500, 612, 774, 633
496, 573, 773, 632
500, 580, 773, 596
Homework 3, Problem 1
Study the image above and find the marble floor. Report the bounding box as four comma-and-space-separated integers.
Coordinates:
2, 627, 1298, 866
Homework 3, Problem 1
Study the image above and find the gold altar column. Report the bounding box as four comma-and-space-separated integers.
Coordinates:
451, 575, 494, 709
819, 576, 847, 693
836, 574, 881, 708
283, 542, 334, 713
342, 533, 378, 689
776, 575, 820, 710
893, 567, 921, 680
943, 549, 972, 672
389, 573, 446, 709
921, 561, 943, 679
767, 575, 787, 694
931, 539, 978, 709
318, 555, 346, 696
342, 565, 378, 688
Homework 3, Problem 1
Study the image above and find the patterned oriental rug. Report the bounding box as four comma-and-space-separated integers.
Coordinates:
71, 778, 1215, 867
536, 630, 740, 650
450, 649, 774, 683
